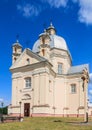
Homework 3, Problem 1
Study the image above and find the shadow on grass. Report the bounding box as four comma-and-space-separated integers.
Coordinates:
66, 121, 92, 126
53, 120, 62, 122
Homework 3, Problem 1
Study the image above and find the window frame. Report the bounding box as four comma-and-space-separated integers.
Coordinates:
25, 77, 31, 89
71, 84, 76, 94
58, 63, 63, 74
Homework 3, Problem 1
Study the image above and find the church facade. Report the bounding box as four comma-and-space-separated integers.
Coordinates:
9, 23, 90, 117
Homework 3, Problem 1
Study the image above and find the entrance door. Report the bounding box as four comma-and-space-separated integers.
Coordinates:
24, 103, 30, 117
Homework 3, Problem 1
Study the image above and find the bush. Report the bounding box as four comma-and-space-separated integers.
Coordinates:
0, 106, 8, 115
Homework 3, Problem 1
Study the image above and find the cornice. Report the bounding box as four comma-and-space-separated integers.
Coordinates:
33, 104, 50, 108
56, 73, 82, 79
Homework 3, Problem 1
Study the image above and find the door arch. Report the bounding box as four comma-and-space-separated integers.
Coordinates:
22, 94, 31, 117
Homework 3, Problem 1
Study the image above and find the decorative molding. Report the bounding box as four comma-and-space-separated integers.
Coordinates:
10, 105, 20, 108
77, 106, 84, 110
52, 106, 56, 109
22, 98, 31, 100
63, 107, 69, 110
32, 68, 49, 75
12, 65, 50, 78
40, 44, 50, 48
50, 53, 68, 59
12, 72, 22, 79
33, 104, 50, 107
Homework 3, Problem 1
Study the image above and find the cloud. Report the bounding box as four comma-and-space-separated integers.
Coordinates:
0, 98, 3, 102
88, 102, 92, 107
17, 3, 41, 18
16, 0, 92, 25
42, 0, 68, 8
0, 98, 10, 106
89, 73, 92, 84
17, 0, 68, 18
72, 0, 92, 25
89, 90, 92, 95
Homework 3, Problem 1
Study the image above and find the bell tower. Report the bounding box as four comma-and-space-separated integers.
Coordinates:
12, 39, 22, 64
39, 30, 51, 60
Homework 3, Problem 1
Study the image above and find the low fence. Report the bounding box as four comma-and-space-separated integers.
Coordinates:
0, 116, 23, 123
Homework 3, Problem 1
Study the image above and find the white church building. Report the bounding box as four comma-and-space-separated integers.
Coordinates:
9, 23, 90, 117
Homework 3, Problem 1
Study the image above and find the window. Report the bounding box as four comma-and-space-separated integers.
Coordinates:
71, 84, 76, 93
14, 57, 16, 62
25, 78, 31, 88
42, 49, 45, 56
42, 37, 45, 44
27, 58, 30, 64
49, 80, 51, 92
15, 47, 17, 53
58, 63, 62, 74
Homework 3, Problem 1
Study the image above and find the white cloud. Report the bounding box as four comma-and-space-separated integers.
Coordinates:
0, 98, 3, 102
88, 102, 92, 107
17, 0, 68, 18
16, 0, 92, 25
89, 73, 92, 84
89, 90, 92, 95
72, 0, 92, 25
17, 3, 41, 18
43, 0, 68, 8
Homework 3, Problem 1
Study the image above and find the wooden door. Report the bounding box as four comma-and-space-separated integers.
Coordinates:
24, 103, 30, 117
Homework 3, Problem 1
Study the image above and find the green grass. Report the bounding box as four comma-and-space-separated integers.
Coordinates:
0, 117, 92, 130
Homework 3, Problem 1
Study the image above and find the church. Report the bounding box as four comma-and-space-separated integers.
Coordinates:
9, 23, 90, 117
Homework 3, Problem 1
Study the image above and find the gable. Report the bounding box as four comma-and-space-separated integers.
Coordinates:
10, 48, 46, 70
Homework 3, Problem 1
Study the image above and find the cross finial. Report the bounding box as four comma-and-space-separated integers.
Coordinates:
16, 34, 19, 43
50, 19, 53, 26
43, 23, 47, 30
50, 22, 53, 26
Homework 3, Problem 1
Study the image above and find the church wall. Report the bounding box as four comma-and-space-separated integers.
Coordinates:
11, 76, 24, 116
12, 76, 24, 106
66, 77, 84, 115
11, 70, 33, 116
54, 77, 66, 114
12, 78, 17, 106
47, 73, 55, 114
13, 52, 40, 68
50, 49, 71, 74
32, 67, 56, 115
33, 72, 47, 106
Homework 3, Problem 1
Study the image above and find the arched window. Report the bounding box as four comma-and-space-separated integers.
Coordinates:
15, 47, 17, 53
25, 77, 31, 88
14, 57, 16, 62
42, 37, 45, 44
42, 49, 45, 56
58, 63, 62, 74
22, 94, 31, 100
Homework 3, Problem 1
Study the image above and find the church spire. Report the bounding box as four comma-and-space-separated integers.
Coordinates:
16, 34, 19, 43
12, 36, 23, 64
12, 34, 22, 48
47, 22, 56, 35
50, 21, 53, 27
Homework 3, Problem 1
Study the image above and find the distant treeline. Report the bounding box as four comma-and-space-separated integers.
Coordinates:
0, 106, 8, 115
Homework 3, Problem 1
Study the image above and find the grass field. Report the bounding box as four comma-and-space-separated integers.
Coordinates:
0, 117, 92, 130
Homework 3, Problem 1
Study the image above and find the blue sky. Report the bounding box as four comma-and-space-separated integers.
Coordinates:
0, 0, 92, 106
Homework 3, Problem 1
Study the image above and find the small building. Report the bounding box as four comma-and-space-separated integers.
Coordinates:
9, 23, 89, 117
